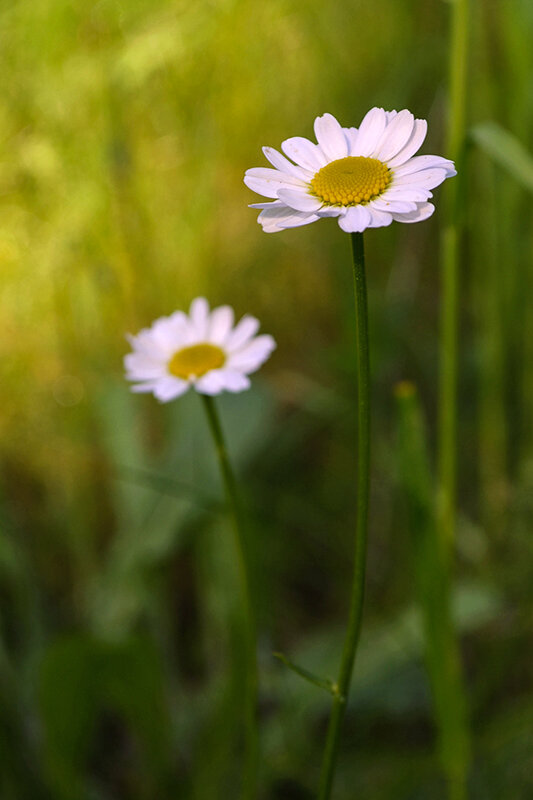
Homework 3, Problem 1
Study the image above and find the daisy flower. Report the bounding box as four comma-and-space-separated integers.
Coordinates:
244, 108, 456, 233
124, 298, 276, 401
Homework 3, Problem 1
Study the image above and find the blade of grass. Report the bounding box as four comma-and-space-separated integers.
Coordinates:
470, 153, 508, 535
471, 118, 533, 477
438, 0, 470, 553
470, 121, 533, 193
396, 382, 470, 800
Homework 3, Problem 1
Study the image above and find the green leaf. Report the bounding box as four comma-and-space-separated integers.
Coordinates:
471, 121, 533, 193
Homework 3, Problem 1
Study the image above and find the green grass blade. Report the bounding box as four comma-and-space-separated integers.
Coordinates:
471, 121, 533, 192
395, 382, 470, 800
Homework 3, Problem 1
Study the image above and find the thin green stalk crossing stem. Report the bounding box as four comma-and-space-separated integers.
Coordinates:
201, 395, 259, 800
318, 232, 370, 800
438, 0, 469, 552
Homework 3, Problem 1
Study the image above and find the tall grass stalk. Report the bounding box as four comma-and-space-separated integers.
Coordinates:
438, 0, 469, 550
201, 395, 258, 800
318, 232, 370, 799
471, 118, 533, 481
436, 4, 472, 794
396, 383, 470, 800
475, 160, 507, 534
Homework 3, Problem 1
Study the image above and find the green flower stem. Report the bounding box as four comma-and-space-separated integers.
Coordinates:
318, 232, 370, 800
201, 395, 258, 800
438, 0, 469, 551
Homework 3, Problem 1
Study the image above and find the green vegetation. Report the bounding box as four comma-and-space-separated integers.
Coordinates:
0, 1, 532, 798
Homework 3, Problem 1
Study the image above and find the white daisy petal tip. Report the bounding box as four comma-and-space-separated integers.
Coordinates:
245, 108, 455, 233
313, 113, 348, 160
124, 300, 275, 400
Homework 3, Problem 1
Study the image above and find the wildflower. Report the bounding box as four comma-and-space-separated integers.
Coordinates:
124, 298, 275, 401
244, 108, 456, 233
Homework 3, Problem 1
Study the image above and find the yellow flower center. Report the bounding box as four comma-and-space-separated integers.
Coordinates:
310, 156, 391, 206
168, 343, 225, 379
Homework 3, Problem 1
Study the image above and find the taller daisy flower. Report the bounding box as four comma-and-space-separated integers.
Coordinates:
244, 107, 456, 233
245, 109, 455, 800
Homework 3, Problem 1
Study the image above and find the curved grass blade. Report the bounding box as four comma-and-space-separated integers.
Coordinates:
471, 121, 533, 192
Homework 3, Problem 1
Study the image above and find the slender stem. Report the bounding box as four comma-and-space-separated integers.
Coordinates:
318, 232, 371, 800
201, 395, 258, 800
437, 0, 469, 553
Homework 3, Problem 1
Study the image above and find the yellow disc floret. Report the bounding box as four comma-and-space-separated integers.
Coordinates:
168, 343, 225, 379
310, 156, 391, 206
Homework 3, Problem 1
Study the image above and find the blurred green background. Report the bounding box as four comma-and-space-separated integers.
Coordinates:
1, 0, 532, 798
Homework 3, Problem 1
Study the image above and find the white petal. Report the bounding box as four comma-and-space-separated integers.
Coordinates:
189, 297, 210, 340
227, 334, 276, 372
382, 186, 432, 203
249, 200, 284, 209
313, 113, 348, 160
343, 126, 359, 153
352, 107, 387, 157
208, 305, 234, 345
126, 330, 146, 349
392, 168, 448, 190
194, 369, 231, 396
338, 205, 372, 233
257, 203, 319, 233
262, 146, 312, 180
124, 353, 166, 380
153, 377, 190, 402
190, 297, 209, 319
317, 205, 344, 218
128, 329, 166, 358
277, 211, 320, 230
167, 310, 191, 333
151, 315, 190, 352
386, 119, 428, 167
393, 155, 456, 178
277, 188, 323, 212
385, 110, 398, 123
374, 109, 415, 161
130, 381, 162, 394
244, 167, 306, 199
366, 207, 393, 228
195, 368, 256, 395
372, 197, 418, 214
281, 137, 327, 171
217, 370, 252, 392
226, 315, 260, 350
391, 202, 435, 224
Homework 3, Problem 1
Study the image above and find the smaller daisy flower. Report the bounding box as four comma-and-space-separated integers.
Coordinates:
125, 298, 276, 402
244, 108, 456, 233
